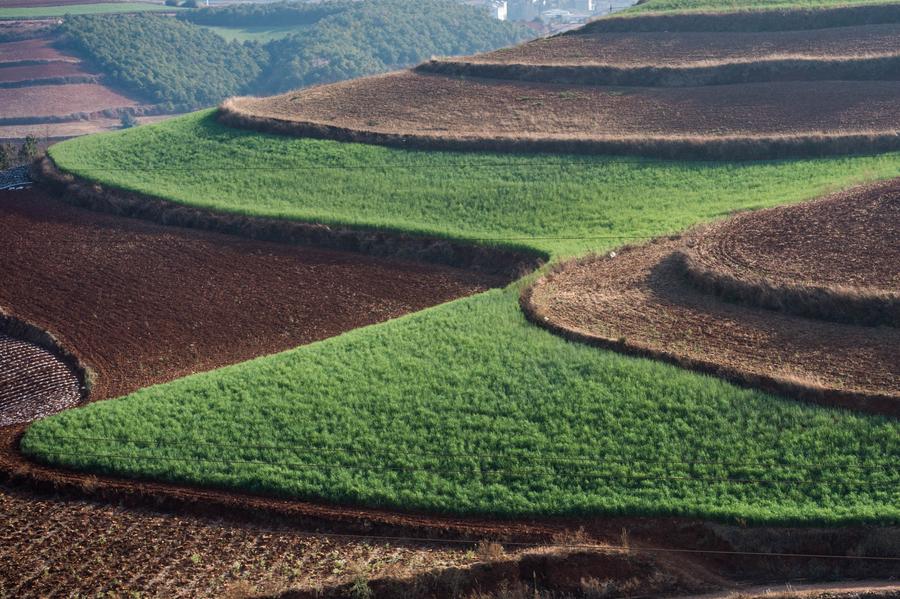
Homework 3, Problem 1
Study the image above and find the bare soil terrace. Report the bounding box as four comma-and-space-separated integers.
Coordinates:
0, 82, 136, 119
223, 72, 900, 158
524, 183, 900, 417
448, 23, 900, 68
681, 179, 900, 326
0, 60, 95, 83
0, 37, 77, 64
0, 188, 501, 403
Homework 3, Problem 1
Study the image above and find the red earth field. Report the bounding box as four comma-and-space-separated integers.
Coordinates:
0, 82, 137, 119
0, 187, 501, 403
0, 60, 94, 83
524, 181, 900, 416
0, 38, 77, 64
447, 23, 900, 67
223, 72, 900, 157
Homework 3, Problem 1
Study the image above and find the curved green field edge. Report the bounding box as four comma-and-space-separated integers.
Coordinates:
23, 109, 900, 525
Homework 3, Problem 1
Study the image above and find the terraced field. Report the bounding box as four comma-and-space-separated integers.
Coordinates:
224, 3, 900, 159
3, 1, 900, 594
524, 182, 899, 417
0, 36, 149, 138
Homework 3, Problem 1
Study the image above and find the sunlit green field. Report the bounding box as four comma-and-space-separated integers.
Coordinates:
0, 2, 174, 19
23, 110, 900, 525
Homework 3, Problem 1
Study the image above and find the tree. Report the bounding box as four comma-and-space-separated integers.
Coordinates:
121, 112, 138, 129
181, 0, 199, 8
0, 143, 15, 170
17, 135, 38, 163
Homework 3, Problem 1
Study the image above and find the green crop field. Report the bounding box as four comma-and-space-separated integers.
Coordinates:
630, 0, 900, 12
0, 2, 175, 19
22, 110, 900, 525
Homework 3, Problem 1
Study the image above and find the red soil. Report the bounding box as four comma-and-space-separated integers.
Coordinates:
0, 61, 93, 83
0, 333, 81, 426
0, 188, 502, 402
225, 72, 900, 155
690, 181, 900, 293
0, 82, 136, 118
459, 23, 900, 67
0, 38, 76, 64
523, 185, 900, 417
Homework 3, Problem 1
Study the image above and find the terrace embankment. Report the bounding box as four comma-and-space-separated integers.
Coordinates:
220, 72, 900, 159
222, 3, 900, 158
418, 23, 900, 86
678, 179, 900, 326
523, 181, 900, 417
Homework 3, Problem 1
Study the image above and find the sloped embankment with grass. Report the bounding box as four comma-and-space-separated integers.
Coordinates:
18, 110, 900, 525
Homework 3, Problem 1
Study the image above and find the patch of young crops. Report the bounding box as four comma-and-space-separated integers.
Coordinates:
27, 109, 900, 524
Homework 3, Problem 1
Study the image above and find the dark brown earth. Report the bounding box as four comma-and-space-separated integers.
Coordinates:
524, 184, 900, 417
0, 187, 501, 403
0, 333, 81, 426
456, 23, 900, 67
224, 73, 900, 157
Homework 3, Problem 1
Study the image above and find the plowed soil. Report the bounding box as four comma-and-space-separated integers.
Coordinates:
0, 38, 76, 64
228, 71, 900, 143
457, 23, 900, 67
0, 333, 81, 426
0, 483, 475, 598
0, 83, 136, 119
689, 180, 900, 293
524, 184, 900, 416
0, 61, 93, 83
0, 188, 501, 402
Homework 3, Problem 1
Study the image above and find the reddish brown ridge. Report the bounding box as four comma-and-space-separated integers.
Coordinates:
220, 72, 900, 159
523, 182, 900, 417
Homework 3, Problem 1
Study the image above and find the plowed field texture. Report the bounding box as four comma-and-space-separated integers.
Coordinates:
0, 188, 498, 406
222, 3, 900, 159
20, 110, 900, 525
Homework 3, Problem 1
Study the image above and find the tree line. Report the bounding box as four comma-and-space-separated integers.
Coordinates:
58, 1, 533, 111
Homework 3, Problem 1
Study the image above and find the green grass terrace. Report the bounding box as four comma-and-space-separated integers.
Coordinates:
21, 110, 900, 525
